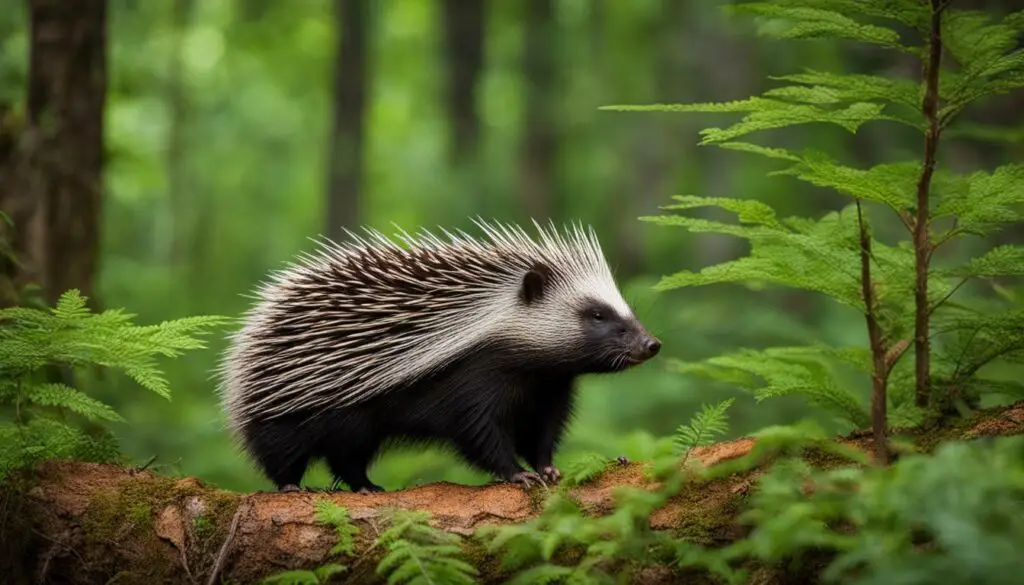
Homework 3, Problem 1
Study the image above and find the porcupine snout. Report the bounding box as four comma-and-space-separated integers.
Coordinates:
626, 327, 661, 365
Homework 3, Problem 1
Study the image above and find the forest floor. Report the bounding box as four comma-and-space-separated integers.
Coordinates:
2, 400, 1023, 585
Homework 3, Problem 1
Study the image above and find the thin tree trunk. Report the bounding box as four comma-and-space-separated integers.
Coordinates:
440, 0, 485, 167
167, 0, 193, 267
0, 0, 108, 307
325, 0, 371, 240
519, 0, 559, 220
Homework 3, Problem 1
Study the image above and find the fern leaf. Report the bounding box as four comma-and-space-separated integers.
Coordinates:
672, 349, 870, 429
944, 245, 1024, 279
658, 195, 784, 227
731, 3, 913, 53
933, 164, 1024, 236
313, 500, 359, 556
731, 0, 929, 33
25, 383, 124, 423
772, 153, 919, 210
674, 399, 735, 455
768, 70, 921, 109
560, 452, 611, 487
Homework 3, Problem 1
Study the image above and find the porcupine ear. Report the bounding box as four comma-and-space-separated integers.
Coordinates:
520, 263, 552, 306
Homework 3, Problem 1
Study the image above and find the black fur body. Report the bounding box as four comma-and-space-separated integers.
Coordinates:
240, 343, 581, 492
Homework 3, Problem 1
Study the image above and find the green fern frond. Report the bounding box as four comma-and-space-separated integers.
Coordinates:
767, 70, 921, 109
313, 500, 359, 556
730, 0, 929, 34
672, 349, 870, 429
25, 383, 125, 423
674, 399, 735, 456
261, 565, 347, 585
933, 164, 1024, 236
375, 509, 478, 585
944, 245, 1024, 279
0, 289, 229, 478
732, 3, 912, 53
560, 452, 611, 487
772, 153, 919, 211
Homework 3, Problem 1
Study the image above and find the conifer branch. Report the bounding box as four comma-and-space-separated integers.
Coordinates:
913, 0, 945, 408
857, 200, 889, 464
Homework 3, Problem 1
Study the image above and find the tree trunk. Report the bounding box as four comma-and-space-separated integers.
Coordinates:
325, 0, 371, 241
166, 0, 193, 268
0, 0, 108, 308
519, 0, 560, 220
440, 0, 486, 168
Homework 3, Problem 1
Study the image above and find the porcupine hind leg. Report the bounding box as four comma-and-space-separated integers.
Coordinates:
324, 446, 384, 494
243, 422, 313, 492
321, 419, 385, 494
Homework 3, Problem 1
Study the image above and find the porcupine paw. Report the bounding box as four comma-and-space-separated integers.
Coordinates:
539, 465, 562, 484
508, 471, 547, 489
278, 483, 301, 493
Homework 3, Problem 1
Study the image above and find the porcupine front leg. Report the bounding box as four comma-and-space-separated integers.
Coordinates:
453, 418, 546, 488
518, 379, 576, 485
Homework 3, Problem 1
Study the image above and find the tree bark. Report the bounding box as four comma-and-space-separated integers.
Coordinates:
325, 0, 371, 241
166, 0, 193, 268
3, 401, 1021, 585
0, 0, 108, 308
440, 0, 486, 168
519, 0, 560, 220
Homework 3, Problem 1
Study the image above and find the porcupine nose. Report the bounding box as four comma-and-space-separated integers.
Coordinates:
643, 337, 661, 358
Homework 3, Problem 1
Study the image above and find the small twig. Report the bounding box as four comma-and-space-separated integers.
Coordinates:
928, 276, 971, 318
206, 496, 250, 585
137, 454, 158, 472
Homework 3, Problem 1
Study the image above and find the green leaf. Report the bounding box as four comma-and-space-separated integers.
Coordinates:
25, 383, 125, 423
933, 164, 1024, 236
772, 152, 919, 210
732, 3, 914, 53
670, 348, 870, 429
674, 398, 735, 456
768, 70, 921, 109
944, 245, 1024, 279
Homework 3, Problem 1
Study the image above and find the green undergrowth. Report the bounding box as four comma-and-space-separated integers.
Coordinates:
257, 400, 1024, 585
0, 288, 229, 480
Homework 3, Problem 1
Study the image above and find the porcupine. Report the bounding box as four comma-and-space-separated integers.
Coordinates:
218, 219, 661, 493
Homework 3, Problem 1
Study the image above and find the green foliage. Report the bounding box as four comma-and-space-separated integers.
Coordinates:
0, 289, 228, 479
260, 565, 347, 585
603, 0, 1024, 431
314, 500, 360, 556
559, 452, 613, 487
375, 509, 478, 585
731, 435, 1024, 585
673, 398, 735, 456
480, 399, 739, 584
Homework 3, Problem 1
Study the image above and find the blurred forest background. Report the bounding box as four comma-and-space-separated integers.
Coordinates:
1, 0, 1021, 493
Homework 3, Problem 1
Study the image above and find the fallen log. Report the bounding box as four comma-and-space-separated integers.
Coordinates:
2, 401, 1023, 585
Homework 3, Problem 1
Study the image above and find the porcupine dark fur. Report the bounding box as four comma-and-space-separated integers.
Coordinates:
218, 219, 661, 493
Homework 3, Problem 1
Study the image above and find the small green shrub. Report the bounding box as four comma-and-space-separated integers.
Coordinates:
0, 289, 228, 479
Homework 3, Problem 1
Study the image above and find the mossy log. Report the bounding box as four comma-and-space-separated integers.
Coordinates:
3, 401, 1023, 585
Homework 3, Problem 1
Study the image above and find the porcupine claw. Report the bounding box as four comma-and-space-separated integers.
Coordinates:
539, 466, 562, 484
509, 471, 547, 489
279, 484, 301, 493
